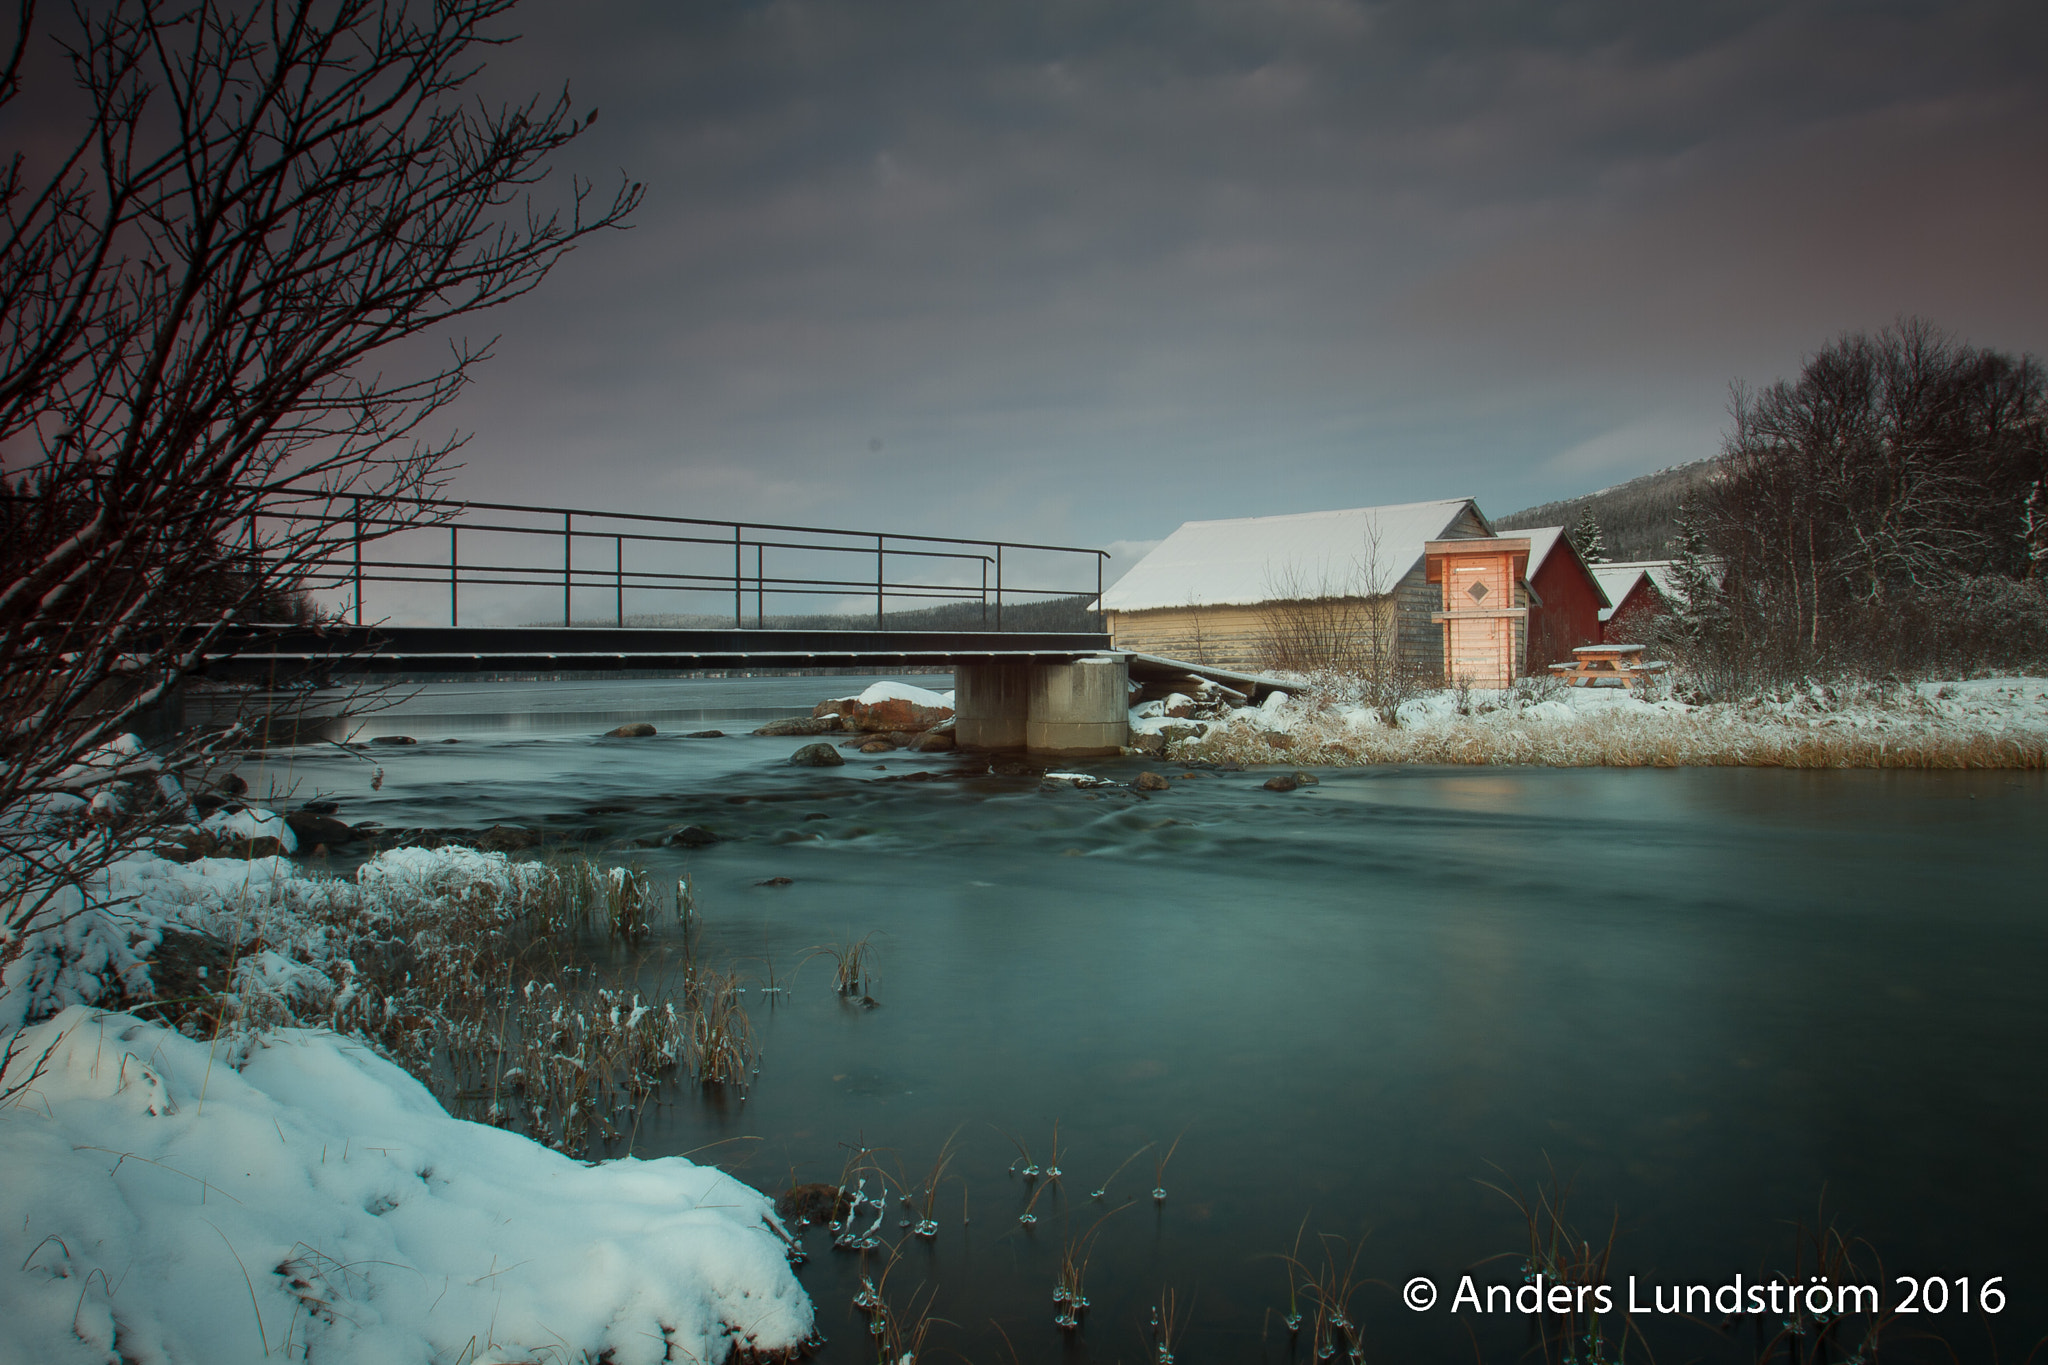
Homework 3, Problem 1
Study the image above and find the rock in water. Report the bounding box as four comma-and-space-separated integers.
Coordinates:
908, 729, 956, 752
666, 825, 720, 847
285, 810, 356, 846
369, 734, 417, 745
683, 730, 724, 739
1292, 771, 1320, 786
605, 722, 657, 737
754, 716, 843, 736
1133, 771, 1172, 792
830, 682, 956, 733
789, 742, 845, 767
1262, 774, 1300, 792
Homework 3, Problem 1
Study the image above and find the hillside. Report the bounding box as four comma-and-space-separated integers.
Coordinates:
1495, 458, 1720, 561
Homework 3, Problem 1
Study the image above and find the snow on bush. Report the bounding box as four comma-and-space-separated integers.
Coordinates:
1, 1007, 813, 1365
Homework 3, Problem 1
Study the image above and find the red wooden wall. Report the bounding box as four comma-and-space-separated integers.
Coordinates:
1526, 542, 1608, 669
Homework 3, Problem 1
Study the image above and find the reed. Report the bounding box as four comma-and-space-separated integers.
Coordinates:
1149, 1287, 1186, 1365
1282, 1231, 1370, 1364
805, 933, 879, 998
905, 1130, 960, 1239
1477, 1163, 1627, 1365
1052, 1203, 1131, 1332
853, 1243, 945, 1365
1151, 1127, 1185, 1202
1089, 1141, 1153, 1200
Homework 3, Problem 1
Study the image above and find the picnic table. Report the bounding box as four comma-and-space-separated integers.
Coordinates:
1547, 643, 1670, 689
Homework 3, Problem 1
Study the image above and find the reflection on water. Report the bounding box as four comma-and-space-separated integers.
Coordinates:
257, 677, 2048, 1361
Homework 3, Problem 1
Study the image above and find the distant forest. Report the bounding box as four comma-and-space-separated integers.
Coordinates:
1495, 459, 1719, 561
586, 593, 1102, 632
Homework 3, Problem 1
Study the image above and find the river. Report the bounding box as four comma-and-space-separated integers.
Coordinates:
247, 674, 2048, 1362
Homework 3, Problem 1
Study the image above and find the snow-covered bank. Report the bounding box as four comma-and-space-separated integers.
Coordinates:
3, 767, 815, 1365
1132, 676, 2048, 768
2, 1008, 812, 1365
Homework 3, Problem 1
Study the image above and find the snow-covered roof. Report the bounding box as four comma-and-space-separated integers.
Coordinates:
1591, 560, 1678, 621
1101, 498, 1486, 612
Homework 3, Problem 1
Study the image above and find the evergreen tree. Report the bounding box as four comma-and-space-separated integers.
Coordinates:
1570, 507, 1610, 563
1665, 501, 1723, 644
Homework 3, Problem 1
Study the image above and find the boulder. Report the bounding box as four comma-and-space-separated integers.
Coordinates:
1126, 732, 1166, 756
285, 810, 356, 846
858, 739, 895, 754
1159, 723, 1208, 744
683, 730, 724, 739
908, 729, 956, 752
369, 734, 417, 746
834, 683, 955, 734
1292, 771, 1321, 786
604, 722, 657, 738
754, 715, 843, 736
665, 825, 720, 848
1133, 771, 1172, 792
1262, 774, 1300, 792
789, 742, 845, 768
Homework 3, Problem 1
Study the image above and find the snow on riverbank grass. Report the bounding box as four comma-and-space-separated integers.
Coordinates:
3, 804, 814, 1365
2, 1007, 812, 1365
1140, 677, 2048, 768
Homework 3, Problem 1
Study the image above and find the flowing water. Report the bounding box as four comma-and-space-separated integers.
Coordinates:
252, 675, 2048, 1362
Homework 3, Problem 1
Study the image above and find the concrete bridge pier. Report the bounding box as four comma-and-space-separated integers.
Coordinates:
954, 654, 1129, 757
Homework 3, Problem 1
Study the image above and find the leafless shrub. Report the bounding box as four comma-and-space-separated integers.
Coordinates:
1256, 526, 1423, 725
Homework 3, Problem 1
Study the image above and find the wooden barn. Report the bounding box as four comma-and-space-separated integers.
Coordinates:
1100, 498, 1512, 681
1517, 526, 1612, 669
1591, 561, 1678, 641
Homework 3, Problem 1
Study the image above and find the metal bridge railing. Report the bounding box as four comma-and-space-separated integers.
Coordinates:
249, 488, 1110, 631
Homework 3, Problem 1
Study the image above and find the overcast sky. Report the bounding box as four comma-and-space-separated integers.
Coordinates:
48, 1, 2048, 576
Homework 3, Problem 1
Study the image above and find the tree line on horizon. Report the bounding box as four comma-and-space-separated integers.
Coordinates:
1519, 320, 2047, 695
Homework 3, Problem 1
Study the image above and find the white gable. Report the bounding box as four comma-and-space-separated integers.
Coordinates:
1101, 499, 1485, 612
1590, 560, 1678, 621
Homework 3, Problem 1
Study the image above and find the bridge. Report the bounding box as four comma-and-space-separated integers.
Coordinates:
210, 490, 1284, 754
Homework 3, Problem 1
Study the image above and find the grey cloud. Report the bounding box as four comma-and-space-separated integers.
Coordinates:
393, 0, 2048, 538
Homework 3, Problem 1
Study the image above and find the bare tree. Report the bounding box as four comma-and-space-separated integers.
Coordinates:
1699, 319, 2047, 680
0, 0, 638, 976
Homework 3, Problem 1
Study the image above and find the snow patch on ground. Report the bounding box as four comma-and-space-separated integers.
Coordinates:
1, 1007, 812, 1365
3, 754, 816, 1365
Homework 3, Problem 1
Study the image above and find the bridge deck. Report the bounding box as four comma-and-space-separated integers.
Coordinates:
201, 625, 1117, 677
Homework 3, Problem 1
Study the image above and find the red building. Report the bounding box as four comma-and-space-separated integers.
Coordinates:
1519, 526, 1611, 670
1591, 561, 1678, 643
